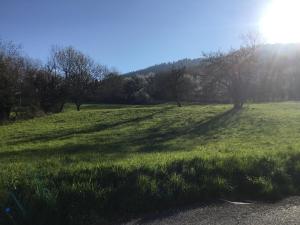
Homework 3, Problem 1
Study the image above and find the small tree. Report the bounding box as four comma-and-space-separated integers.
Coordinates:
33, 69, 66, 113
99, 72, 125, 103
123, 76, 149, 103
51, 46, 99, 111
203, 44, 257, 109
167, 66, 192, 107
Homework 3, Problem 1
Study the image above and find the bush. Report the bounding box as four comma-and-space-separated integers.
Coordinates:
11, 105, 45, 120
132, 89, 152, 104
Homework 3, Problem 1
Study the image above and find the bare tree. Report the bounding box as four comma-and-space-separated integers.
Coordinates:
51, 46, 103, 111
168, 66, 187, 107
203, 39, 258, 109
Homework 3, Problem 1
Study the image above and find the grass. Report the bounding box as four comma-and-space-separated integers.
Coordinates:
1, 102, 300, 224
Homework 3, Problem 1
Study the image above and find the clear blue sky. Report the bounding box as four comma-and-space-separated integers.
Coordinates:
0, 0, 269, 73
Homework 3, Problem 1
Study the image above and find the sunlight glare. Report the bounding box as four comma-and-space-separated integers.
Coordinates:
260, 0, 300, 44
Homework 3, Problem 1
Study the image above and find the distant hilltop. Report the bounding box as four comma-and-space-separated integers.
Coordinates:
123, 58, 204, 77
123, 43, 300, 77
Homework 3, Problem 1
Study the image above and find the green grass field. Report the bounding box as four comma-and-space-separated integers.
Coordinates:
2, 102, 300, 225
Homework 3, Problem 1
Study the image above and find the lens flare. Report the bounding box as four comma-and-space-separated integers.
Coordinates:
260, 0, 300, 43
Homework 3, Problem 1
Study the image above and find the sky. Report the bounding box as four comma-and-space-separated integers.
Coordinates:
0, 0, 270, 73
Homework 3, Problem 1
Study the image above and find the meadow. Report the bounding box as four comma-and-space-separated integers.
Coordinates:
2, 102, 300, 224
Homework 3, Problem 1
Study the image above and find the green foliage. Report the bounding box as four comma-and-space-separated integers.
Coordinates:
2, 102, 300, 224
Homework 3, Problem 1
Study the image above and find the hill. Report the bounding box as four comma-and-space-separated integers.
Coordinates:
124, 58, 204, 76
123, 43, 300, 76
2, 102, 300, 224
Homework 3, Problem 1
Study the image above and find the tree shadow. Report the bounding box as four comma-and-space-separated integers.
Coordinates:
8, 106, 175, 146
0, 107, 241, 162
131, 107, 241, 152
80, 103, 164, 110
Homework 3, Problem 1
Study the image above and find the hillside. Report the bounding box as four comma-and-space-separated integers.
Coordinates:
2, 102, 300, 224
124, 43, 300, 76
124, 58, 204, 76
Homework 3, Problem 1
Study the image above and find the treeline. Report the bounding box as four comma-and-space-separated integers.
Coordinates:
0, 40, 195, 121
0, 41, 104, 120
1, 38, 300, 121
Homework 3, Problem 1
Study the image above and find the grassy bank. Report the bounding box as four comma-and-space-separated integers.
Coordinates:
1, 102, 300, 224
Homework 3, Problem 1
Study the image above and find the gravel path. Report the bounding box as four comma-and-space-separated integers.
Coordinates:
124, 197, 300, 225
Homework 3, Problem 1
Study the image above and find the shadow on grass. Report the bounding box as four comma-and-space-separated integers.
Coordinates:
0, 107, 241, 161
131, 107, 241, 152
8, 106, 175, 146
80, 103, 165, 110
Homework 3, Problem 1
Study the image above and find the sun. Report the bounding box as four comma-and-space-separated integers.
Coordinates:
260, 0, 300, 44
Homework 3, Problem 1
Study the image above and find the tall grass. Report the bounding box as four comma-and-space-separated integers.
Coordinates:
1, 102, 300, 224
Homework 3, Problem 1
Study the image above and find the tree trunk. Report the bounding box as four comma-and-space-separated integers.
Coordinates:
175, 93, 182, 107
76, 103, 81, 111
59, 102, 65, 112
176, 101, 182, 107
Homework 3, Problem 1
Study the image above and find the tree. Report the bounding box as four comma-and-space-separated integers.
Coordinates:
99, 72, 125, 103
51, 46, 99, 111
169, 67, 189, 107
33, 68, 66, 113
123, 76, 150, 103
160, 66, 193, 107
0, 40, 23, 121
203, 44, 258, 109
